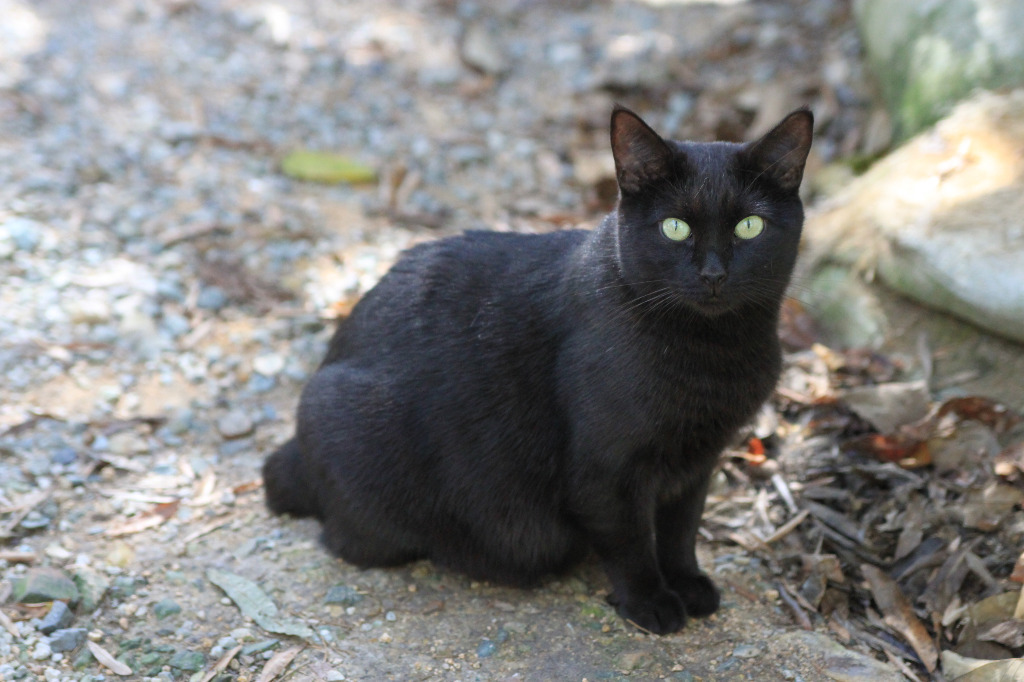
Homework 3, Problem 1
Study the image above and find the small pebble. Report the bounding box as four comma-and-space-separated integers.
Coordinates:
217, 410, 254, 439
168, 649, 205, 672
153, 598, 182, 620
476, 639, 498, 658
38, 601, 74, 634
324, 585, 363, 606
253, 353, 285, 376
31, 640, 53, 661
47, 628, 87, 653
196, 286, 228, 311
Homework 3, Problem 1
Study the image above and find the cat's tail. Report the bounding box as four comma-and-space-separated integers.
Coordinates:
263, 438, 320, 518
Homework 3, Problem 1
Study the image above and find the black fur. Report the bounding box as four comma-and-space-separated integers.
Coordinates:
264, 106, 813, 634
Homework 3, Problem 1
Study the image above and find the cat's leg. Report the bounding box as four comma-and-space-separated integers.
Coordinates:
263, 437, 321, 518
655, 473, 720, 617
574, 478, 688, 634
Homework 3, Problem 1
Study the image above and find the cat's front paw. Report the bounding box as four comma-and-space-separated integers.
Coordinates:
665, 572, 720, 617
608, 588, 688, 634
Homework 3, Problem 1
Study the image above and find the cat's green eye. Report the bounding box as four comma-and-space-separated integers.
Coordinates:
660, 218, 691, 242
734, 215, 765, 240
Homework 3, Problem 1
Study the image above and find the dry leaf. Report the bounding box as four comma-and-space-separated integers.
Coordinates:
105, 499, 180, 537
977, 619, 1024, 648
281, 150, 376, 184
842, 433, 930, 469
232, 479, 263, 495
937, 396, 1020, 433
861, 564, 938, 672
945, 658, 1024, 682
207, 569, 315, 640
87, 641, 133, 676
199, 644, 242, 682
257, 645, 304, 682
0, 608, 19, 638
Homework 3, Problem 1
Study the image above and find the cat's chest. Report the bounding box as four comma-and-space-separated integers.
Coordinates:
560, 316, 779, 451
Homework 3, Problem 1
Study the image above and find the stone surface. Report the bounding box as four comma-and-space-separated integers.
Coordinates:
48, 628, 87, 653
11, 567, 80, 605
38, 601, 74, 634
855, 0, 1024, 139
168, 650, 205, 672
217, 410, 254, 439
71, 567, 110, 613
152, 599, 182, 620
774, 631, 905, 682
803, 89, 1024, 345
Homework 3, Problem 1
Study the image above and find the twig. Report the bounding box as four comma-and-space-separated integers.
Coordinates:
763, 509, 810, 545
0, 608, 19, 638
771, 473, 799, 514
0, 551, 37, 564
777, 582, 813, 630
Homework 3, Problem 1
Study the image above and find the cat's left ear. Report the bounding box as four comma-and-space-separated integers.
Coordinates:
742, 108, 814, 193
610, 106, 673, 195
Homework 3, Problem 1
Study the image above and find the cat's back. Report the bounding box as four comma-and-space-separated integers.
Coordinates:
324, 229, 588, 365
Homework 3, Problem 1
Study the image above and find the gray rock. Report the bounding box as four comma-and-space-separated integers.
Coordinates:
153, 598, 182, 620
51, 447, 77, 465
855, 0, 1024, 139
38, 601, 74, 634
461, 22, 509, 76
31, 639, 52, 661
732, 644, 762, 659
12, 567, 80, 605
324, 585, 363, 606
196, 286, 228, 311
168, 649, 205, 672
217, 410, 254, 439
476, 638, 497, 658
841, 381, 931, 434
1, 218, 44, 252
71, 566, 110, 613
802, 89, 1024, 345
252, 353, 285, 376
47, 628, 87, 653
775, 631, 904, 682
806, 265, 888, 350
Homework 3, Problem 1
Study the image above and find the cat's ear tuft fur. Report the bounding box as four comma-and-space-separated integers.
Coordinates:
743, 108, 813, 193
610, 106, 673, 195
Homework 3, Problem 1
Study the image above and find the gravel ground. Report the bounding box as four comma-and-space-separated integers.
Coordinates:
0, 1, 904, 680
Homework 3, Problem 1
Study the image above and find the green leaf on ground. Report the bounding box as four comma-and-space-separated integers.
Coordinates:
206, 569, 315, 641
281, 150, 377, 184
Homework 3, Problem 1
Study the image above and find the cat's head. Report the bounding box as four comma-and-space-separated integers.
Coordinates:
608, 105, 813, 319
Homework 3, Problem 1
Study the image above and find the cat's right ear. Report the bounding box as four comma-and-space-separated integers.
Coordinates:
610, 106, 673, 195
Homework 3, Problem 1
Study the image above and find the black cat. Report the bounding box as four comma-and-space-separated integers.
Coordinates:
264, 105, 812, 634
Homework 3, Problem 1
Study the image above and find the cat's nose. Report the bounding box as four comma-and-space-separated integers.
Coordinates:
699, 263, 726, 294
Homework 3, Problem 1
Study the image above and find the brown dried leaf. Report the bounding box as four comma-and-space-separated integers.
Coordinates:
977, 619, 1024, 648
969, 592, 1019, 625
87, 641, 133, 676
945, 657, 1024, 682
257, 645, 304, 682
199, 644, 242, 682
937, 396, 1021, 433
842, 434, 930, 469
961, 483, 1024, 531
105, 499, 181, 537
862, 564, 938, 672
